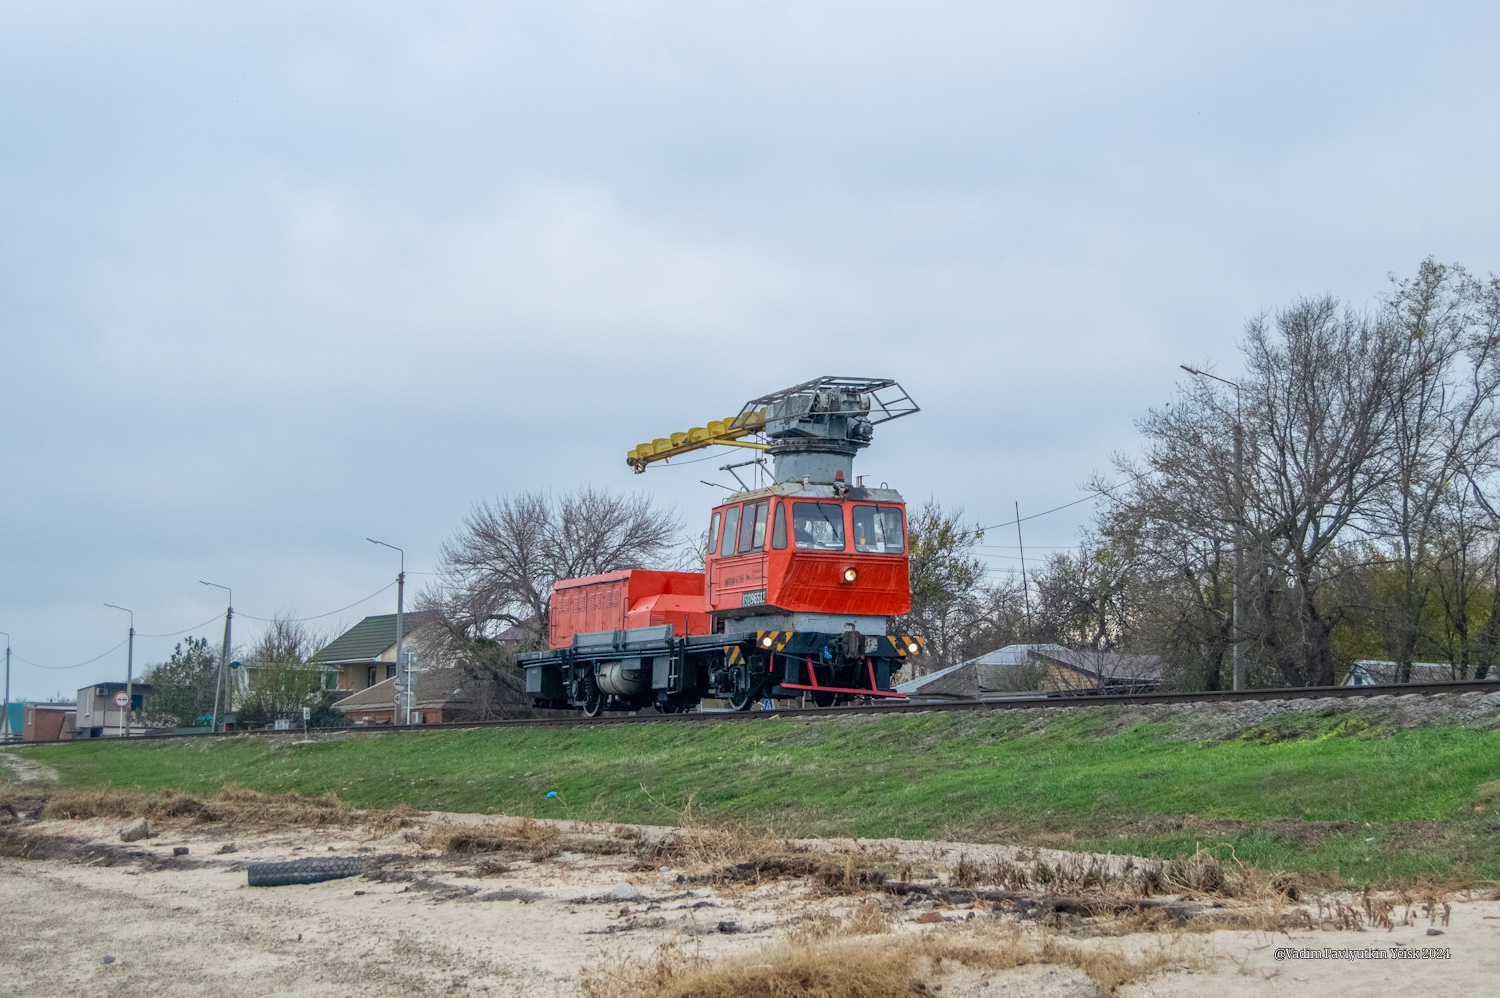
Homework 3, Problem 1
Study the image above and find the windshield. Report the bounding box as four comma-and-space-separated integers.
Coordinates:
792, 502, 846, 550
852, 505, 905, 553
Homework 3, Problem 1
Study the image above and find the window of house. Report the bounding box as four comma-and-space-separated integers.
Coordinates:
792, 502, 846, 550
366, 665, 377, 687
771, 502, 787, 549
708, 511, 721, 555
852, 505, 906, 553
719, 505, 740, 557
386, 663, 397, 680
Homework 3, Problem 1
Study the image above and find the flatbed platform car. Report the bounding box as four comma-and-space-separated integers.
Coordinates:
519, 377, 925, 715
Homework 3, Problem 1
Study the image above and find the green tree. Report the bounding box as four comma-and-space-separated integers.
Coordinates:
236, 616, 332, 726
139, 637, 218, 728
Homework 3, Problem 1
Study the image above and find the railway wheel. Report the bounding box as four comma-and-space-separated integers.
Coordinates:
727, 688, 753, 711
812, 690, 837, 708
581, 670, 605, 717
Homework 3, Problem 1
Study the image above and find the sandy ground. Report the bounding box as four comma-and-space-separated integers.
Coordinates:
1, 809, 1495, 998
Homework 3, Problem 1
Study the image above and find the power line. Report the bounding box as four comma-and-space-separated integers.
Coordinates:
977, 471, 1148, 532
15, 638, 129, 671
138, 612, 227, 638
236, 581, 397, 622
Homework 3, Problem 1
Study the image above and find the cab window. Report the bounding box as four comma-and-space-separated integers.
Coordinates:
852, 505, 905, 553
737, 500, 768, 553
792, 502, 846, 550
719, 506, 740, 558
707, 511, 722, 555
751, 501, 769, 550
771, 502, 787, 549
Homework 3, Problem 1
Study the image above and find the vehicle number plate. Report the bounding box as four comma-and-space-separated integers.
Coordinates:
741, 589, 767, 607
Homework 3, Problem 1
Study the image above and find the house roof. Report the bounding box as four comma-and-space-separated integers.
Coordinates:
330, 667, 476, 711
895, 660, 980, 698
76, 682, 154, 693
311, 613, 433, 665
896, 644, 1165, 698
1030, 647, 1166, 683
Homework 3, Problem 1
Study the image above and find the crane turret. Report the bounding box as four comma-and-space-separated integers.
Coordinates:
626, 376, 918, 482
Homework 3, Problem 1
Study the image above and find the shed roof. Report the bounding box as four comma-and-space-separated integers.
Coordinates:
330, 667, 475, 711
896, 644, 1165, 698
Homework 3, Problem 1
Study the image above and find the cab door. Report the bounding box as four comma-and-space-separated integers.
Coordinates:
709, 499, 770, 610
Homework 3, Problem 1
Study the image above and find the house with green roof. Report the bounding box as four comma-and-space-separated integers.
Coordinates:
310, 612, 434, 695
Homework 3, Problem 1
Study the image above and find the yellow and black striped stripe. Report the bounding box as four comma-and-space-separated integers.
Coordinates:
753, 630, 793, 653
889, 635, 925, 657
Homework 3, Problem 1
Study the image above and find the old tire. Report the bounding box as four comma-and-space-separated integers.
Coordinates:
247, 856, 363, 888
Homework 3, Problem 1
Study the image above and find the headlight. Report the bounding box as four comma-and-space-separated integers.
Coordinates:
760, 635, 773, 648
842, 567, 858, 583
907, 642, 920, 654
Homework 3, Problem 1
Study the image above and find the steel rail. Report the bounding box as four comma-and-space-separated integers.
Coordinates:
11, 679, 1500, 746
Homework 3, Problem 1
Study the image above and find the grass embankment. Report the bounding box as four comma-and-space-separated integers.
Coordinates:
7, 706, 1500, 885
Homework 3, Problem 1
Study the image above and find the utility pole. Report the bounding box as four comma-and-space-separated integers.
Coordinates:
0, 631, 10, 742
1182, 366, 1246, 691
104, 605, 135, 737
367, 539, 406, 723
1015, 501, 1034, 642
201, 582, 233, 733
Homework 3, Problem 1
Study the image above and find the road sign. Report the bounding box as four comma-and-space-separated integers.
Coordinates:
113, 691, 130, 708
400, 647, 418, 668
302, 707, 311, 721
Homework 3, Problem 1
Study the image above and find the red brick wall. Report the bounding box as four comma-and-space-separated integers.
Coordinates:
23, 708, 69, 741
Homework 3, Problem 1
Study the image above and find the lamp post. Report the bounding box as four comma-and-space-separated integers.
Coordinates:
367, 539, 407, 724
0, 630, 10, 741
200, 582, 233, 733
1181, 365, 1246, 692
104, 605, 135, 737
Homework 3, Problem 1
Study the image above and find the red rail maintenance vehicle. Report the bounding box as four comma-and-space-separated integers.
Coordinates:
519, 377, 925, 714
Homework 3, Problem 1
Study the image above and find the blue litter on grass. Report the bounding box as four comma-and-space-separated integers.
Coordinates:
546, 791, 557, 798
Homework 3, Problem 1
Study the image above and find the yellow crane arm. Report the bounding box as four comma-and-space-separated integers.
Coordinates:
626, 408, 768, 473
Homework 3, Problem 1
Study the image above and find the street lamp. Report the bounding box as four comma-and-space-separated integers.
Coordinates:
200, 581, 233, 733
103, 604, 135, 738
1181, 365, 1246, 691
367, 539, 407, 724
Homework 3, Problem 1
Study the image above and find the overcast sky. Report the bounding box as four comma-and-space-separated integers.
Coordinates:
3, 2, 1497, 700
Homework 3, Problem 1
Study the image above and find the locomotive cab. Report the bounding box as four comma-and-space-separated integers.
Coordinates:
705, 481, 910, 631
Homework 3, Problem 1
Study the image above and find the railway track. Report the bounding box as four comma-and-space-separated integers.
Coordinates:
14, 679, 1500, 745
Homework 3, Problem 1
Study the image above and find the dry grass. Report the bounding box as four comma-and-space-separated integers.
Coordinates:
35, 784, 395, 829
423, 806, 894, 891
582, 920, 1203, 998
942, 845, 1305, 903
424, 817, 564, 861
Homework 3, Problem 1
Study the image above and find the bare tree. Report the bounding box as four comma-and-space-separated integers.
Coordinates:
238, 615, 330, 725
417, 488, 683, 716
1366, 262, 1500, 680
422, 487, 682, 645
894, 500, 1027, 672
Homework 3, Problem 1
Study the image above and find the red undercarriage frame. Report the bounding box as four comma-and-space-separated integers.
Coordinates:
776, 658, 908, 700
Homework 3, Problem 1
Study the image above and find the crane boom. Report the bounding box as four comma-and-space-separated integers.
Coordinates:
626, 377, 918, 478
626, 409, 768, 473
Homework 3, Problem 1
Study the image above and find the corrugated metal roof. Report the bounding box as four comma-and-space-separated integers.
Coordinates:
330, 667, 475, 710
896, 644, 1165, 697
